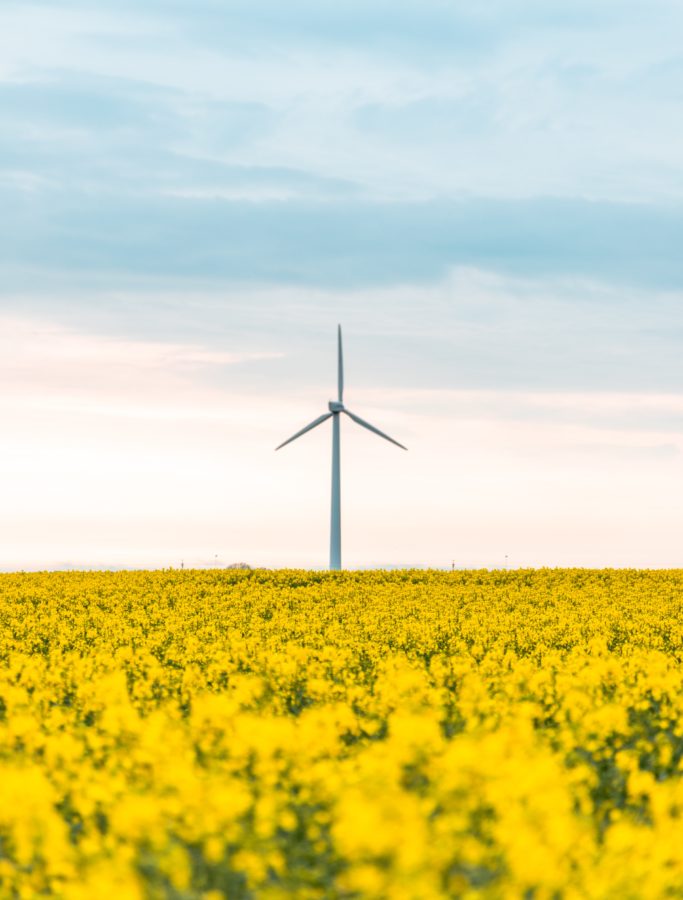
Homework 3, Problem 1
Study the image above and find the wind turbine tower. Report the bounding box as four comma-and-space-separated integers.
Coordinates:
276, 325, 407, 570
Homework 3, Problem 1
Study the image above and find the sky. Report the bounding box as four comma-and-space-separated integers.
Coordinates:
1, 0, 682, 569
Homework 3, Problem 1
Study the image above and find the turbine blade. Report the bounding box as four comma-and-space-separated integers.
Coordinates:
275, 412, 333, 450
343, 409, 407, 450
337, 324, 344, 403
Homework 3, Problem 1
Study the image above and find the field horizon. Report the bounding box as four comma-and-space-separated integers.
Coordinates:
4, 564, 683, 575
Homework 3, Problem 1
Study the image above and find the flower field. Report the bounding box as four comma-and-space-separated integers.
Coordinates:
2, 569, 683, 898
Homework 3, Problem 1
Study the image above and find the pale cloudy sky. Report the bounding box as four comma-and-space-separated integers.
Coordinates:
1, 1, 682, 569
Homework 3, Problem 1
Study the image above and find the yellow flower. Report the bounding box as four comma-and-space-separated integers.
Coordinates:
1, 567, 683, 896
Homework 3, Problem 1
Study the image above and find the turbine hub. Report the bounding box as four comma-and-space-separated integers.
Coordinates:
328, 400, 344, 412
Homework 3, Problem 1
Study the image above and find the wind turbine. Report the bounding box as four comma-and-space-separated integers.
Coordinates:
276, 325, 406, 570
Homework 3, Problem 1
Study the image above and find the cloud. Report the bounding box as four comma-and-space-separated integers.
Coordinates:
2, 190, 683, 294
7, 1, 675, 63
3, 0, 683, 207
0, 315, 280, 415
368, 387, 683, 438
2, 269, 682, 397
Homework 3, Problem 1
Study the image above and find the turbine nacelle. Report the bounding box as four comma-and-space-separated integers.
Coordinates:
328, 400, 344, 412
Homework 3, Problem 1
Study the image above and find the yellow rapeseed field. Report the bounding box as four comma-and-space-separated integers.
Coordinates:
1, 569, 683, 899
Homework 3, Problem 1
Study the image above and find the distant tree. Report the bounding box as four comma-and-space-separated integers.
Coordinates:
226, 562, 252, 570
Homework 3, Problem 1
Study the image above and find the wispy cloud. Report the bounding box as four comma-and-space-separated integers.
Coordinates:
3, 194, 683, 291
4, 270, 680, 396
0, 315, 280, 410
3, 0, 683, 204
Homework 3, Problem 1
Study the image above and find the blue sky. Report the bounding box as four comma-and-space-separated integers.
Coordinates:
1, 1, 682, 568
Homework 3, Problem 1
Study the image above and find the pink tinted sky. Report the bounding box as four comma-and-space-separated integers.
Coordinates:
2, 298, 681, 570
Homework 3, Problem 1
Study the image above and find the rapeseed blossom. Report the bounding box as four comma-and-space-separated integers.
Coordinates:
1, 568, 683, 897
